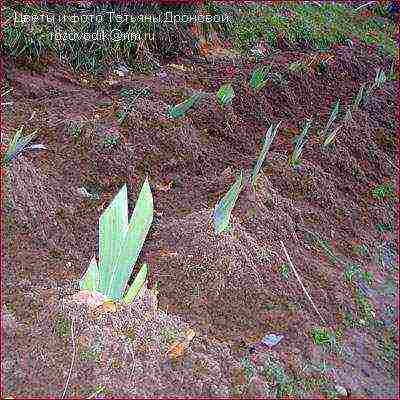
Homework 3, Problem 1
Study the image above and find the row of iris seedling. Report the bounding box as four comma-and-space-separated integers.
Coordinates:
2, 63, 390, 307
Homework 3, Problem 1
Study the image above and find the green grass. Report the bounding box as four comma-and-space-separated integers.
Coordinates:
376, 221, 394, 233
355, 290, 376, 325
102, 135, 120, 149
289, 119, 312, 167
260, 354, 339, 399
353, 243, 370, 257
309, 327, 349, 359
240, 356, 256, 381
343, 309, 357, 328
4, 1, 397, 77
4, 302, 17, 315
69, 122, 83, 140
2, 1, 208, 75
262, 355, 293, 398
310, 327, 331, 345
2, 4, 55, 61
54, 314, 72, 338
229, 2, 397, 56
371, 182, 395, 200
343, 264, 361, 283
85, 385, 108, 399
361, 270, 374, 286
80, 348, 102, 366
288, 60, 310, 75
278, 263, 290, 280
305, 231, 338, 264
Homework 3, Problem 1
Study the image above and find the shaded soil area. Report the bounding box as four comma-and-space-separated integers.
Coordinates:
1, 38, 398, 399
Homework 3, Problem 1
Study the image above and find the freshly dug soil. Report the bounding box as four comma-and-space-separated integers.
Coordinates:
1, 37, 398, 398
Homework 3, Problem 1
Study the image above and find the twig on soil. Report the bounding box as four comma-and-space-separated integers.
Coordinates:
280, 240, 327, 326
354, 2, 376, 12
61, 317, 76, 399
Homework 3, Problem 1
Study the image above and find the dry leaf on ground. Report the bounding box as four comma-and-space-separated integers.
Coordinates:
166, 328, 196, 359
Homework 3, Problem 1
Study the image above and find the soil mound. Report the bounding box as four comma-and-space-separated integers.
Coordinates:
2, 285, 259, 398
145, 187, 335, 344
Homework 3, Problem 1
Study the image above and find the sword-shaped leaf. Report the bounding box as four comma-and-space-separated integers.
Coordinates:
251, 121, 281, 188
123, 263, 148, 304
323, 106, 352, 147
375, 68, 386, 87
353, 83, 365, 111
290, 119, 312, 166
106, 178, 153, 299
323, 99, 339, 139
323, 124, 342, 147
344, 106, 352, 125
213, 171, 243, 236
24, 144, 47, 151
79, 255, 100, 292
98, 185, 129, 293
216, 83, 235, 107
3, 127, 23, 164
250, 65, 271, 92
168, 92, 206, 119
2, 126, 38, 165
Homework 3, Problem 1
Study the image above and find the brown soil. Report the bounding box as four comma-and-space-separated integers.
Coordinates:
1, 38, 398, 399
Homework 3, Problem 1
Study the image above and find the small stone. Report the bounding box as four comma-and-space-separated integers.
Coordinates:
115, 63, 130, 75
76, 187, 92, 198
157, 71, 168, 79
261, 333, 284, 347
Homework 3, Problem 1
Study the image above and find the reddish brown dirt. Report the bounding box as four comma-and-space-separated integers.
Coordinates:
1, 39, 398, 399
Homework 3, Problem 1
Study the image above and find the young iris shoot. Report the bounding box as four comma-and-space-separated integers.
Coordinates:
363, 68, 387, 107
322, 99, 340, 140
251, 121, 282, 188
1, 88, 13, 106
216, 83, 235, 107
353, 83, 366, 111
344, 106, 352, 124
290, 119, 312, 167
323, 103, 353, 147
374, 68, 386, 88
388, 58, 397, 80
250, 64, 271, 92
250, 47, 265, 62
168, 92, 206, 119
213, 171, 243, 235
79, 179, 153, 303
2, 125, 45, 165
